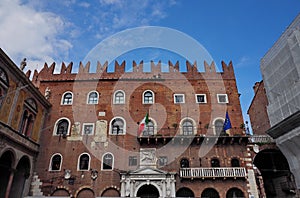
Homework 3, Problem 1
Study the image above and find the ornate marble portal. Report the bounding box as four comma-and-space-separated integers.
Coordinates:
120, 148, 176, 197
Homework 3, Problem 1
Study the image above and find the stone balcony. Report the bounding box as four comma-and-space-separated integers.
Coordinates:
248, 135, 275, 144
179, 167, 247, 179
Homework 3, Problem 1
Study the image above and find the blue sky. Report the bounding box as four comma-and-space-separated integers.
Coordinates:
1, 0, 300, 129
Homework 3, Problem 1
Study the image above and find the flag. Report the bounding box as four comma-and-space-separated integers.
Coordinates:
138, 113, 149, 136
223, 111, 232, 135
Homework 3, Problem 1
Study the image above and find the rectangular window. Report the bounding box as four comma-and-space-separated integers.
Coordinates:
129, 156, 138, 166
158, 156, 168, 167
217, 94, 229, 103
195, 94, 207, 103
174, 94, 185, 104
82, 123, 94, 135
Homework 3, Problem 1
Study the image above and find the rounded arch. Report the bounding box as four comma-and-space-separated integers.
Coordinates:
135, 182, 162, 198
113, 90, 125, 104
253, 149, 290, 173
87, 90, 99, 104
226, 187, 245, 198
142, 117, 158, 136
76, 187, 95, 198
53, 117, 71, 136
180, 158, 190, 168
77, 152, 91, 171
61, 91, 73, 105
9, 155, 31, 198
109, 116, 126, 135
211, 157, 220, 167
212, 117, 225, 135
253, 149, 291, 197
51, 186, 71, 197
0, 150, 15, 198
49, 153, 63, 171
176, 187, 195, 197
201, 188, 220, 198
179, 117, 197, 135
101, 152, 114, 170
142, 90, 155, 104
101, 187, 120, 197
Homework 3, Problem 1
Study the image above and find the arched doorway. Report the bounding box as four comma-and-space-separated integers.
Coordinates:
101, 188, 120, 197
137, 184, 160, 198
0, 151, 14, 198
254, 149, 294, 197
10, 156, 31, 198
77, 188, 95, 198
51, 188, 70, 196
201, 188, 220, 198
226, 188, 245, 198
176, 187, 195, 197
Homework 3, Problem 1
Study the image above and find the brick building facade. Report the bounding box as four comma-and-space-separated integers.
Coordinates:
28, 59, 259, 198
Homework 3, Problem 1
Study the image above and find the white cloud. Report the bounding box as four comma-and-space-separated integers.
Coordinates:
0, 0, 72, 72
236, 56, 251, 68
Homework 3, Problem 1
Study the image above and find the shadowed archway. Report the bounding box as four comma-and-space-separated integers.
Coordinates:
137, 184, 159, 198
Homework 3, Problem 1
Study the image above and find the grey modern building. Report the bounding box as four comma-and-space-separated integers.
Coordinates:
261, 13, 300, 188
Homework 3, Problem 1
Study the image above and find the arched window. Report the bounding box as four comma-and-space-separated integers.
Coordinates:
102, 153, 114, 170
0, 68, 9, 108
143, 90, 154, 104
182, 119, 194, 135
176, 187, 195, 198
19, 98, 37, 137
78, 153, 90, 171
231, 158, 240, 167
211, 158, 220, 167
87, 91, 99, 104
110, 117, 125, 135
54, 118, 70, 136
180, 118, 196, 135
180, 158, 190, 168
143, 120, 154, 136
214, 119, 225, 135
201, 188, 220, 198
61, 92, 73, 105
226, 188, 245, 198
114, 90, 125, 104
49, 153, 62, 171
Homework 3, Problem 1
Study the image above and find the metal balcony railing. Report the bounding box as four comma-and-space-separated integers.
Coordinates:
180, 167, 247, 179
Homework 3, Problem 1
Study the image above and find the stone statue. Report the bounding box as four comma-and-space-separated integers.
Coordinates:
20, 58, 27, 71
45, 87, 51, 100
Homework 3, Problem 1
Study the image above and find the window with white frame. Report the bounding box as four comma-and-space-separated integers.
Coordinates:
114, 90, 125, 104
110, 117, 125, 135
182, 119, 194, 135
142, 120, 154, 136
78, 153, 90, 171
217, 94, 228, 103
49, 153, 62, 171
214, 119, 225, 135
143, 90, 154, 104
158, 156, 168, 167
61, 92, 73, 105
82, 123, 94, 135
174, 94, 185, 104
54, 118, 70, 136
102, 153, 114, 170
129, 156, 138, 166
87, 91, 99, 104
195, 94, 207, 103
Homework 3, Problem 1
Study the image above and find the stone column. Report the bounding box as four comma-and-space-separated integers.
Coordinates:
5, 170, 14, 198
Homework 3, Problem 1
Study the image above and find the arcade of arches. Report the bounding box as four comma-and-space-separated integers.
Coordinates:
0, 150, 31, 198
